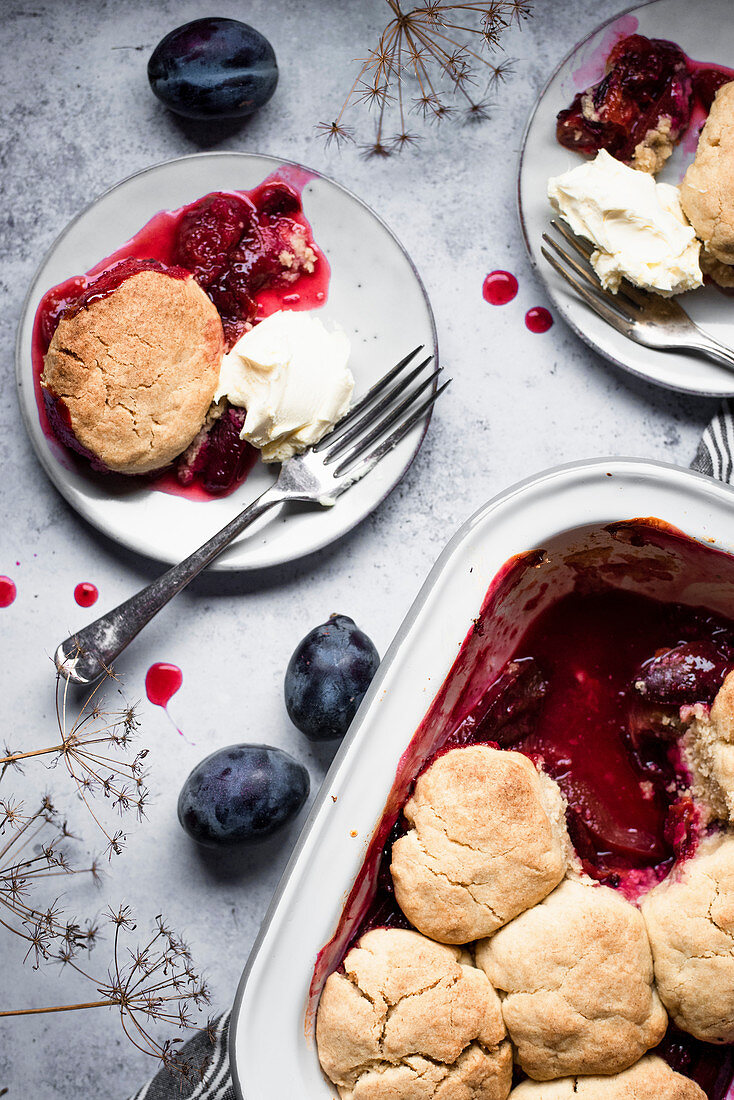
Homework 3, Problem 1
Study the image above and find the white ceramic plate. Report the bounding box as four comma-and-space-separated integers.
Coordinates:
519, 0, 734, 397
16, 153, 437, 570
229, 456, 734, 1098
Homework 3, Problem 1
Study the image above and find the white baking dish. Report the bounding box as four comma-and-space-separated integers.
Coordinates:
230, 457, 734, 1098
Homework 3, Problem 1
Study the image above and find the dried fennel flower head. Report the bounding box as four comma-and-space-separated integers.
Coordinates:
318, 0, 532, 155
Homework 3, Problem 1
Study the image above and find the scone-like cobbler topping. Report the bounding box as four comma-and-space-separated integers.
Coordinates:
41, 268, 224, 476
390, 746, 567, 943
642, 833, 734, 1045
316, 928, 512, 1100
508, 1054, 706, 1098
476, 879, 668, 1080
680, 82, 734, 268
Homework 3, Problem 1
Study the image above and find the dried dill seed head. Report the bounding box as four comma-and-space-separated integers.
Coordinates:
318, 0, 532, 154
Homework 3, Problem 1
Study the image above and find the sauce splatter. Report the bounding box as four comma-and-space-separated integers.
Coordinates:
525, 306, 553, 333
482, 270, 518, 305
74, 582, 99, 607
145, 662, 191, 741
0, 577, 16, 608
145, 662, 183, 708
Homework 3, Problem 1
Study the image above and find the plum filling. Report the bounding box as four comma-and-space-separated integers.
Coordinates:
557, 35, 693, 165
32, 178, 328, 498
174, 183, 313, 348
177, 406, 258, 496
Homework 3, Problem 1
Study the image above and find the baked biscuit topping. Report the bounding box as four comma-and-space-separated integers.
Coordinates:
508, 1054, 706, 1098
390, 747, 568, 943
681, 82, 734, 267
642, 833, 734, 1043
475, 880, 667, 1080
316, 928, 512, 1100
41, 269, 223, 476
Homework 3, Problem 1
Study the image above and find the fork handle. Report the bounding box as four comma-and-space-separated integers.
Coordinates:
55, 485, 285, 686
688, 327, 734, 373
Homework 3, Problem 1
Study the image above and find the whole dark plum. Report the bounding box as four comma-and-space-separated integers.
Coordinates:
148, 18, 278, 121
285, 615, 380, 742
177, 744, 309, 848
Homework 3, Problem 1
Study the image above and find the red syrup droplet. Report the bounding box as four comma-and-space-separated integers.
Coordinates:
145, 662, 191, 741
146, 662, 183, 708
482, 270, 518, 305
0, 577, 17, 607
74, 582, 98, 607
525, 306, 553, 333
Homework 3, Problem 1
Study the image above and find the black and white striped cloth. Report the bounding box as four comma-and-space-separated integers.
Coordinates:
691, 400, 734, 481
126, 403, 733, 1100
128, 1011, 234, 1100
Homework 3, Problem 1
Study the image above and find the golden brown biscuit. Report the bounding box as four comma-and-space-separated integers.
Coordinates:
42, 269, 223, 475
508, 1055, 705, 1098
680, 82, 734, 266
642, 833, 734, 1042
390, 747, 568, 944
476, 879, 667, 1080
683, 670, 734, 822
316, 927, 512, 1100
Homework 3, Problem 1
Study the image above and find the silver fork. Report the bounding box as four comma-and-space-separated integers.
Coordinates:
55, 347, 448, 686
542, 218, 734, 371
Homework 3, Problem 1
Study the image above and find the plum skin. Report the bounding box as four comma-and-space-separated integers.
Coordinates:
148, 18, 278, 121
177, 744, 309, 848
285, 615, 380, 742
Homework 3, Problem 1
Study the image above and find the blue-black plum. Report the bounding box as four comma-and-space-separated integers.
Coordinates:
148, 18, 278, 120
285, 615, 380, 742
177, 744, 309, 848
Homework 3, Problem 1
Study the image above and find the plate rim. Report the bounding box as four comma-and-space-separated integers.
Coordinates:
15, 151, 439, 571
516, 0, 734, 399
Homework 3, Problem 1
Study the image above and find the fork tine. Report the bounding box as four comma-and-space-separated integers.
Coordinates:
313, 345, 424, 451
322, 355, 434, 459
550, 218, 650, 311
541, 246, 632, 335
335, 380, 451, 480
542, 233, 636, 324
325, 365, 442, 466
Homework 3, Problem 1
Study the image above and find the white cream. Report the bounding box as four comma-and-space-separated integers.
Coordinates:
214, 310, 354, 463
547, 149, 702, 296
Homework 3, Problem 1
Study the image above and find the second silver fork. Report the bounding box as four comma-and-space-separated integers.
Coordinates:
56, 347, 448, 686
542, 218, 734, 372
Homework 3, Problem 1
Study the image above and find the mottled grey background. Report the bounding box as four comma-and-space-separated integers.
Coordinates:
0, 1, 714, 1096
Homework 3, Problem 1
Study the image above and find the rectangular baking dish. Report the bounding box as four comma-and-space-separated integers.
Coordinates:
230, 457, 734, 1098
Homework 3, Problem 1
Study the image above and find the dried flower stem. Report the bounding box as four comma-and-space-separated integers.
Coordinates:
0, 1001, 116, 1016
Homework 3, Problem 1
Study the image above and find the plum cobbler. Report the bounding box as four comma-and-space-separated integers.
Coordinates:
549, 33, 734, 298
314, 523, 734, 1100
34, 177, 331, 497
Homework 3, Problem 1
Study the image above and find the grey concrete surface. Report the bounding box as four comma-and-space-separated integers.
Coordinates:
0, 1, 717, 1096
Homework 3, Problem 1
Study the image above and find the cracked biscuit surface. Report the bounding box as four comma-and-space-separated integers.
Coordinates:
642, 832, 734, 1043
316, 927, 512, 1100
680, 82, 734, 267
42, 270, 224, 475
476, 879, 667, 1080
390, 747, 568, 944
507, 1055, 706, 1098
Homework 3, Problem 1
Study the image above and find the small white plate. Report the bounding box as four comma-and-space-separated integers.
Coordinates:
16, 153, 437, 570
519, 0, 734, 397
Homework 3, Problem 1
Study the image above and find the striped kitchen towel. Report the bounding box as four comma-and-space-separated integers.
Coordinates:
691, 399, 734, 480
128, 1011, 234, 1100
